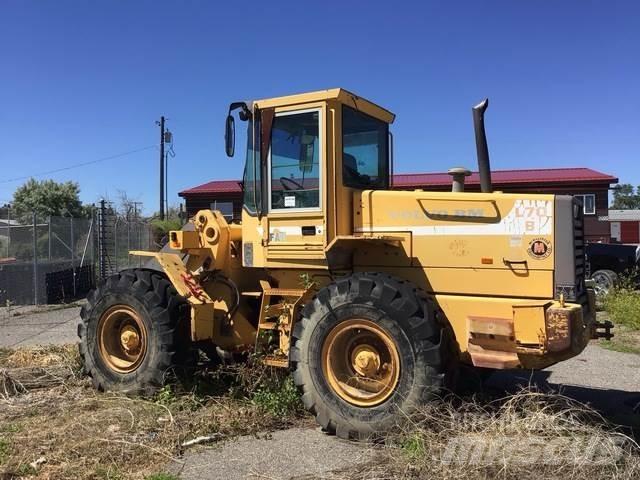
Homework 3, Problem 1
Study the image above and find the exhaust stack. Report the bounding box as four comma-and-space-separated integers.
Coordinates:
472, 98, 492, 193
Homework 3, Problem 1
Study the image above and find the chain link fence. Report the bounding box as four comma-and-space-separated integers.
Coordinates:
0, 205, 156, 306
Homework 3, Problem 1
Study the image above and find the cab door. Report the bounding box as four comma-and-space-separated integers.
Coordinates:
264, 105, 327, 268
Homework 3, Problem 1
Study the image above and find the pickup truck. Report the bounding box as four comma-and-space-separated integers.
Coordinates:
586, 243, 640, 296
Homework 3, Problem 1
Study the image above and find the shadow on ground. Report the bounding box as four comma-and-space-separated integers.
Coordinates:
487, 369, 640, 433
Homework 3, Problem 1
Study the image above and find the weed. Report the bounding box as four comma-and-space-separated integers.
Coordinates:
252, 374, 303, 416
0, 422, 20, 434
602, 340, 640, 355
401, 432, 426, 459
154, 384, 177, 405
95, 466, 125, 480
144, 474, 179, 480
16, 463, 37, 476
604, 289, 640, 329
0, 438, 10, 465
298, 272, 314, 290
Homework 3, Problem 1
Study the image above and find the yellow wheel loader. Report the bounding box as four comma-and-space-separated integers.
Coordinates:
79, 89, 612, 439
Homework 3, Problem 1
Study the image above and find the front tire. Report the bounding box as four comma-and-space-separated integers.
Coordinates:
78, 269, 189, 395
290, 273, 450, 440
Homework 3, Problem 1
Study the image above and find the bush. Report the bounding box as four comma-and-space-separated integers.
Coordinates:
252, 374, 303, 416
604, 288, 640, 330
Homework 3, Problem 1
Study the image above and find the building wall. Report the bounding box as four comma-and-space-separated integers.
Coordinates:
184, 194, 243, 219
620, 222, 640, 244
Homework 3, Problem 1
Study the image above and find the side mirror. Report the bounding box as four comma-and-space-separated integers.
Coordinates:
225, 114, 235, 157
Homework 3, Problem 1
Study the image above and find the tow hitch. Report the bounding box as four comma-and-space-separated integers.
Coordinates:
594, 320, 614, 340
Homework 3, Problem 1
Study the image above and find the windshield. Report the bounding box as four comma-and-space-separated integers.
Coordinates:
342, 106, 389, 189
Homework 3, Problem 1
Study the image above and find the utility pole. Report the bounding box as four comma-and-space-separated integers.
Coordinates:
132, 201, 142, 220
158, 116, 165, 220
164, 129, 173, 219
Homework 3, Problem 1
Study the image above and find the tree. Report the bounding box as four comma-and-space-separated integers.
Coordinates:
12, 179, 89, 224
611, 184, 640, 210
116, 190, 143, 221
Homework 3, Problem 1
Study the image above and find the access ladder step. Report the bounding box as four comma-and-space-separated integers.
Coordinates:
263, 288, 306, 298
257, 321, 278, 330
264, 355, 289, 368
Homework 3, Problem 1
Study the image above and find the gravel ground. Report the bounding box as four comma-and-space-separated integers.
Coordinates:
170, 427, 379, 480
1, 305, 638, 479
0, 303, 82, 348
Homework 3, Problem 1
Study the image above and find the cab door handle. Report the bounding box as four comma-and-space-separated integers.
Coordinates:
503, 258, 528, 268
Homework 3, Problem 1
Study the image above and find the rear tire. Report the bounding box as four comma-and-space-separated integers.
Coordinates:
78, 269, 190, 395
290, 272, 451, 440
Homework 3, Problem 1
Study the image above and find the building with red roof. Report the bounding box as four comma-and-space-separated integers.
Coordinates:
179, 167, 618, 242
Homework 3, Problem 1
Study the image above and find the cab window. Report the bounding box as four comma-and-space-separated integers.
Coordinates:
342, 106, 389, 189
269, 110, 321, 211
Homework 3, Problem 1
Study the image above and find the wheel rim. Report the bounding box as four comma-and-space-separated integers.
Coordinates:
98, 305, 147, 373
322, 318, 400, 407
592, 272, 613, 297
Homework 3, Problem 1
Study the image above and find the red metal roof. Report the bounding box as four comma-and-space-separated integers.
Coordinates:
392, 167, 618, 188
180, 179, 243, 195
179, 167, 618, 197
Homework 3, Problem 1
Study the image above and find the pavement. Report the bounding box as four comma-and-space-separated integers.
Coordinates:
1, 305, 639, 479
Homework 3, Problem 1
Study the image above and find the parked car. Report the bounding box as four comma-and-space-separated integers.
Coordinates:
586, 243, 640, 296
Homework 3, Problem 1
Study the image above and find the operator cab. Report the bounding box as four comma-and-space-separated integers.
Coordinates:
224, 89, 395, 269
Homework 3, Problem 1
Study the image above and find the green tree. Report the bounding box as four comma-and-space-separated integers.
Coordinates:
612, 184, 640, 209
12, 179, 89, 224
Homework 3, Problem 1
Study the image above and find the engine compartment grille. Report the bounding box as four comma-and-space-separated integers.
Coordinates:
573, 198, 589, 309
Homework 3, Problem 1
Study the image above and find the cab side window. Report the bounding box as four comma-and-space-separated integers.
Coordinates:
342, 106, 389, 189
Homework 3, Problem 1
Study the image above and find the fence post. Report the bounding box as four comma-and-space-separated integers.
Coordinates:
91, 205, 97, 286
48, 216, 52, 260
32, 212, 38, 305
114, 218, 118, 272
7, 206, 11, 258
70, 217, 76, 297
98, 200, 106, 280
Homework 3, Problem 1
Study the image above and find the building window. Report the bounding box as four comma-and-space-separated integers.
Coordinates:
210, 201, 234, 220
269, 109, 321, 211
574, 194, 596, 215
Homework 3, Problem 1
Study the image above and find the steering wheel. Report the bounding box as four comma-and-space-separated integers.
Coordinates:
279, 177, 304, 191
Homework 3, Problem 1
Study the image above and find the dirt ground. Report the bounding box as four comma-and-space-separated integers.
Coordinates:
1, 306, 639, 479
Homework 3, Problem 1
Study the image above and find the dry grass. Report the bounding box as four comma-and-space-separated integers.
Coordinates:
2, 345, 640, 480
334, 389, 640, 480
0, 345, 307, 479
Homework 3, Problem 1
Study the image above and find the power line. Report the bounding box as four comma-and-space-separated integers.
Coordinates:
0, 145, 158, 184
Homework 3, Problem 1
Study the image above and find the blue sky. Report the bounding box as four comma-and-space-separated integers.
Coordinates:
1, 1, 638, 214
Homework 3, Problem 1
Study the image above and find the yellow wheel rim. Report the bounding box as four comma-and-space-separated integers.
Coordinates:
322, 318, 400, 407
98, 305, 147, 373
